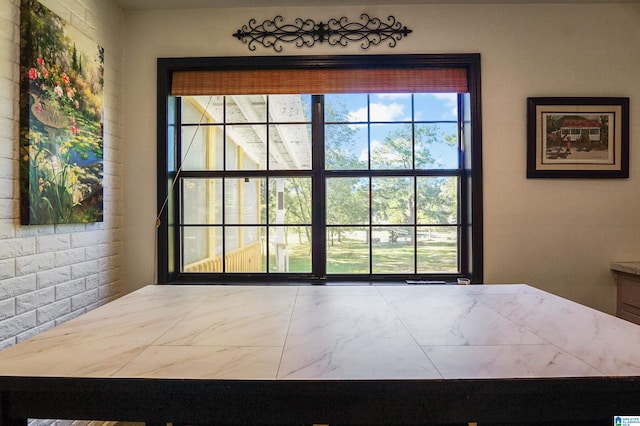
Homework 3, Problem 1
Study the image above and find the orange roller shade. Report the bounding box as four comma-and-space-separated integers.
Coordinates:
171, 67, 468, 96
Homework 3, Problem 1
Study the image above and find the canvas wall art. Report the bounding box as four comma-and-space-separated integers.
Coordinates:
19, 0, 104, 224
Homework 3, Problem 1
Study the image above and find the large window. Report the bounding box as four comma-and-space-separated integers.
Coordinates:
157, 55, 482, 284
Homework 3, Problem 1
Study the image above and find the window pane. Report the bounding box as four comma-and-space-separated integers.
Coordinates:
326, 177, 369, 225
325, 94, 368, 123
182, 226, 222, 272
372, 177, 414, 225
414, 93, 458, 122
415, 123, 459, 169
226, 95, 266, 123
225, 178, 266, 225
326, 227, 369, 274
268, 124, 311, 170
325, 123, 367, 170
370, 123, 413, 169
268, 95, 311, 123
372, 226, 414, 274
417, 177, 458, 224
182, 179, 222, 224
226, 226, 265, 272
182, 96, 223, 123
417, 226, 458, 273
269, 226, 311, 273
268, 178, 311, 225
226, 125, 266, 170
370, 93, 412, 122
181, 126, 223, 171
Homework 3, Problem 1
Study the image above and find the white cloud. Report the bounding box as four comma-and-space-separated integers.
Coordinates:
374, 93, 411, 100
347, 107, 367, 122
348, 102, 406, 122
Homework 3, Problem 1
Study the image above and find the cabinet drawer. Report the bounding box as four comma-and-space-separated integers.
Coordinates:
617, 275, 640, 325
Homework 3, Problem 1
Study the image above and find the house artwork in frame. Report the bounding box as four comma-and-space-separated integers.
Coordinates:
527, 97, 629, 178
19, 0, 104, 224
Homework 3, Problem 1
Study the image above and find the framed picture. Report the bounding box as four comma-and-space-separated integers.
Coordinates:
527, 97, 629, 178
19, 0, 104, 224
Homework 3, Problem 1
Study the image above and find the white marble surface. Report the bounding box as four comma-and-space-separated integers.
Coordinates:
0, 284, 639, 381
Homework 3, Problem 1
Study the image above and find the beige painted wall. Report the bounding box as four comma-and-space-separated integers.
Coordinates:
122, 3, 640, 314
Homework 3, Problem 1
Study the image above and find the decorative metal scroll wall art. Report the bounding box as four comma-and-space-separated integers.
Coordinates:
233, 14, 412, 51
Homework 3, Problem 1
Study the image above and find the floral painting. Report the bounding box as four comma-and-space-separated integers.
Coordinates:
19, 0, 104, 224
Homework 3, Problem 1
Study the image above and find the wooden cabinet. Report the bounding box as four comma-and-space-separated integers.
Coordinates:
615, 272, 640, 325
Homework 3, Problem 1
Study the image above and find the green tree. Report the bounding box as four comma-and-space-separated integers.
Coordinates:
417, 177, 457, 225
325, 96, 363, 170
369, 124, 457, 242
326, 177, 369, 245
20, 0, 70, 72
324, 96, 371, 244
599, 115, 609, 148
284, 177, 312, 246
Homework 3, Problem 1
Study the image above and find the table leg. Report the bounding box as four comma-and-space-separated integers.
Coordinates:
0, 393, 26, 426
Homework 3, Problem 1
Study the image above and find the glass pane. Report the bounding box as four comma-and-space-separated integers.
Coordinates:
268, 124, 312, 170
372, 226, 414, 274
370, 123, 413, 169
417, 226, 458, 273
370, 93, 412, 122
182, 96, 223, 124
168, 98, 177, 169
182, 178, 222, 224
326, 177, 369, 225
462, 92, 471, 169
269, 226, 311, 273
181, 125, 224, 171
325, 94, 368, 123
225, 226, 266, 272
268, 178, 311, 225
226, 125, 267, 170
224, 179, 239, 225
268, 95, 311, 123
415, 123, 459, 169
371, 177, 414, 225
325, 123, 367, 170
224, 178, 266, 225
417, 177, 458, 224
414, 93, 458, 122
182, 226, 222, 272
326, 227, 369, 274
226, 95, 266, 123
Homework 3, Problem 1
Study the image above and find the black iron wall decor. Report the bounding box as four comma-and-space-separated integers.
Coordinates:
232, 14, 412, 52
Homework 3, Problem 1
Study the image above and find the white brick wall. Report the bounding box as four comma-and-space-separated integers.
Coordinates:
0, 0, 124, 351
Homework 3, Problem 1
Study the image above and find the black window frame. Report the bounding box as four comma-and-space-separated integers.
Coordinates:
156, 54, 483, 285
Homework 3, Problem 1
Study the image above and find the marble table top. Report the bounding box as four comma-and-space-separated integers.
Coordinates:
0, 284, 639, 381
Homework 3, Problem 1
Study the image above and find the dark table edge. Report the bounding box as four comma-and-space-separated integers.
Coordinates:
2, 376, 640, 424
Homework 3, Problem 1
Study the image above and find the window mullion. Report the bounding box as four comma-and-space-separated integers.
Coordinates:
311, 95, 326, 280
173, 96, 183, 281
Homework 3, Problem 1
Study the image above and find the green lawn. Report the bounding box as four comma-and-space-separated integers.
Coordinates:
275, 237, 457, 274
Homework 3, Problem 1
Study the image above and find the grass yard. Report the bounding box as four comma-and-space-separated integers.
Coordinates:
279, 236, 458, 274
